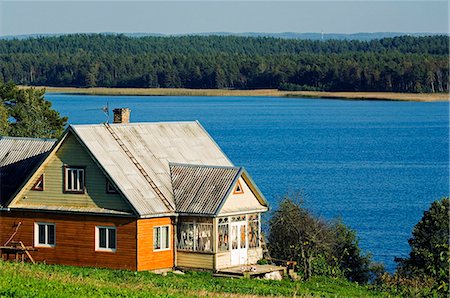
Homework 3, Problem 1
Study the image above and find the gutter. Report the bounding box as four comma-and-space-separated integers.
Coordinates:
0, 207, 10, 211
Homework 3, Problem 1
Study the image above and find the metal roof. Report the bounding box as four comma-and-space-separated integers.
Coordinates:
70, 121, 234, 217
170, 163, 241, 215
0, 136, 56, 206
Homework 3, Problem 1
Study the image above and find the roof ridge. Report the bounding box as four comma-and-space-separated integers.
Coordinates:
169, 162, 241, 170
70, 121, 198, 128
0, 136, 56, 142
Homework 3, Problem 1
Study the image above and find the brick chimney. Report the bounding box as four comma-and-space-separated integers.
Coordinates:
113, 108, 131, 124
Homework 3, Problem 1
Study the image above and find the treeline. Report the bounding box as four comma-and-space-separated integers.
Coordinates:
0, 34, 448, 93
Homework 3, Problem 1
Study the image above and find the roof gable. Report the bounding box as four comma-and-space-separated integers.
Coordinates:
9, 133, 134, 215
0, 137, 55, 207
218, 176, 268, 216
170, 163, 268, 216
170, 163, 241, 215
69, 121, 233, 217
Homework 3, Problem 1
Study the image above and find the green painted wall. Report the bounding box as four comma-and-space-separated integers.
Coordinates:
14, 133, 132, 212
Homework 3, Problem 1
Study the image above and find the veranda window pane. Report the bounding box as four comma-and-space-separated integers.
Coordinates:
218, 223, 229, 251
248, 215, 259, 248
240, 225, 246, 249
196, 224, 212, 252
231, 225, 238, 249
178, 223, 194, 250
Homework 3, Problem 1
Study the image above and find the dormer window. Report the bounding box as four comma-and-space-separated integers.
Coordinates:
32, 174, 44, 191
233, 180, 244, 194
64, 166, 85, 194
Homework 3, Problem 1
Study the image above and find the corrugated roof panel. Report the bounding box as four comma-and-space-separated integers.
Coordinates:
170, 163, 240, 215
0, 136, 56, 206
71, 125, 171, 216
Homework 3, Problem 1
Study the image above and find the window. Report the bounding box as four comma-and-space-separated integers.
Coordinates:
233, 180, 244, 194
154, 226, 170, 251
218, 217, 229, 252
32, 174, 44, 191
64, 167, 85, 193
106, 180, 118, 194
34, 223, 55, 247
95, 226, 116, 252
177, 223, 194, 251
248, 214, 260, 248
177, 222, 212, 252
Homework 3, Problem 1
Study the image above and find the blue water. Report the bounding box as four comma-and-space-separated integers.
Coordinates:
46, 93, 449, 271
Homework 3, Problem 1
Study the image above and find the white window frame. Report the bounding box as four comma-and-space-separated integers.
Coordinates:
64, 167, 85, 193
95, 226, 117, 252
153, 225, 171, 251
34, 222, 56, 248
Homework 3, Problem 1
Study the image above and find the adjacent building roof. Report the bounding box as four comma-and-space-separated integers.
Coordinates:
170, 163, 241, 215
0, 136, 55, 206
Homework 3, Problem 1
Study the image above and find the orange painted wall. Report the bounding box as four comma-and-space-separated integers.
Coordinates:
137, 217, 174, 271
0, 210, 137, 270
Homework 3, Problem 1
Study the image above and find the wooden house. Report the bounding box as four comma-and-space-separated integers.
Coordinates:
0, 109, 268, 271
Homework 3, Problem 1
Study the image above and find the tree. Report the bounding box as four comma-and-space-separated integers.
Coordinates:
396, 198, 449, 293
268, 195, 333, 280
0, 81, 67, 138
268, 194, 376, 283
0, 101, 8, 135
331, 220, 372, 283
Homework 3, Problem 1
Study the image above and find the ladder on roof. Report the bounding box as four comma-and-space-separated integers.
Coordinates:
104, 123, 173, 210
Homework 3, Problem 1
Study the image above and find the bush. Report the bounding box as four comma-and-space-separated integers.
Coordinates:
395, 197, 449, 296
268, 194, 373, 283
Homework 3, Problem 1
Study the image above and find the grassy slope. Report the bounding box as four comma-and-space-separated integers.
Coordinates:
0, 261, 393, 298
22, 86, 450, 102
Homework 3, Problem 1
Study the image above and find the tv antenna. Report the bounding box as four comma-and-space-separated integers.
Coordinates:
102, 102, 110, 123
84, 102, 110, 123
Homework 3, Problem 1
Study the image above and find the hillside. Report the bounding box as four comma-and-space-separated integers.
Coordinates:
0, 261, 391, 297
0, 34, 448, 93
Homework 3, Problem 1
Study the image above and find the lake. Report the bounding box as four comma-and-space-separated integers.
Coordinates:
45, 93, 449, 271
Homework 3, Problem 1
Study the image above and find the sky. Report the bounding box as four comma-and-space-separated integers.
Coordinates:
0, 1, 448, 36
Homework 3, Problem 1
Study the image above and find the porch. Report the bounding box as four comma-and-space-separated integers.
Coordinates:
213, 264, 287, 279
176, 213, 264, 270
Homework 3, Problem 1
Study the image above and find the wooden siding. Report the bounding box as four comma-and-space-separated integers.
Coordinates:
11, 133, 132, 213
177, 251, 214, 269
215, 252, 231, 270
0, 210, 137, 270
219, 177, 265, 215
137, 217, 174, 271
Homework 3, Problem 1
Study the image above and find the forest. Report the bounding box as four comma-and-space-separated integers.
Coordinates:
0, 34, 448, 93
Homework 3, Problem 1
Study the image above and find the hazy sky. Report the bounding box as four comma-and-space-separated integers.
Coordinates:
0, 1, 448, 36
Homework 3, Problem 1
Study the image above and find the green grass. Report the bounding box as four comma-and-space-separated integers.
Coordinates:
0, 261, 395, 297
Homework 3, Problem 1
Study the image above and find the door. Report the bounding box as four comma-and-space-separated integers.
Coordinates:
230, 221, 247, 266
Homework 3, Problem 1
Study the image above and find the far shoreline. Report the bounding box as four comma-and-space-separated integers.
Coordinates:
21, 86, 450, 102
